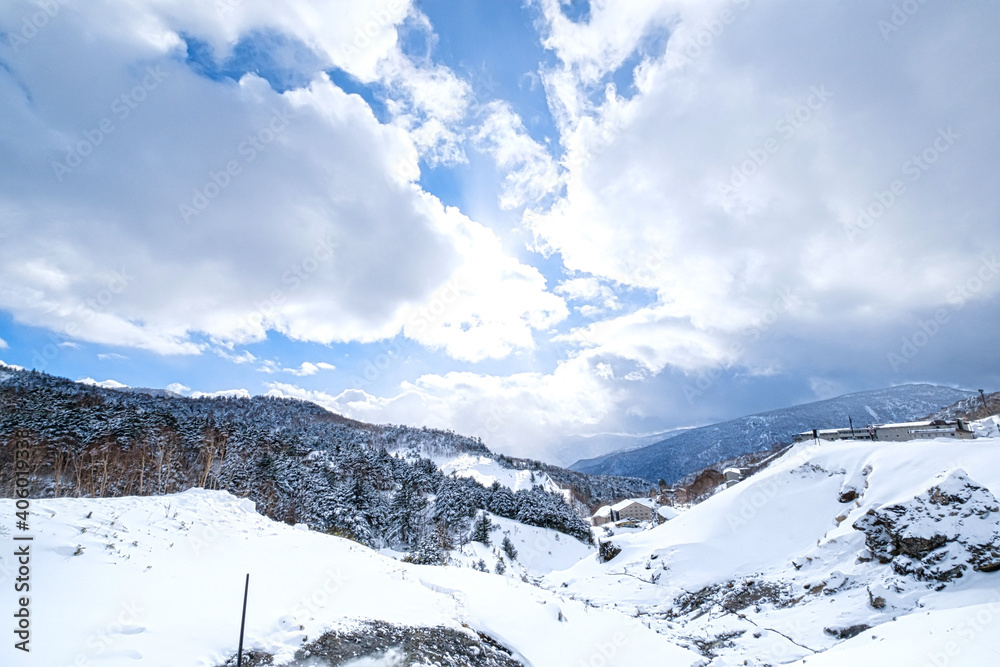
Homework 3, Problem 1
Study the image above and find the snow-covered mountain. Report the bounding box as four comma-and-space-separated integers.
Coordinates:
570, 384, 975, 483
548, 432, 1000, 664
551, 428, 690, 467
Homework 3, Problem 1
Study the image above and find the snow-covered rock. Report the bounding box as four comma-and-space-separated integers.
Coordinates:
853, 468, 1000, 582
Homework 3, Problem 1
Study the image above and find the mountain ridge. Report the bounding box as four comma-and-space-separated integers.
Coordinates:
569, 383, 976, 483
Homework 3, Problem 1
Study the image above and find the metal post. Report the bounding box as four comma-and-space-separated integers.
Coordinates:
237, 574, 249, 667
979, 389, 988, 411
849, 416, 856, 439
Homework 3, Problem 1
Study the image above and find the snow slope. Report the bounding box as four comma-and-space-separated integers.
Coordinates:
434, 452, 564, 496
0, 490, 701, 667
547, 434, 1000, 664
446, 514, 595, 579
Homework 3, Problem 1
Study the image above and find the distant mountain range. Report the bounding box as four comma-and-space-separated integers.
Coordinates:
569, 384, 976, 484
550, 428, 691, 467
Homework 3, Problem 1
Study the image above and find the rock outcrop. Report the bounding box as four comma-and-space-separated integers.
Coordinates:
853, 468, 1000, 582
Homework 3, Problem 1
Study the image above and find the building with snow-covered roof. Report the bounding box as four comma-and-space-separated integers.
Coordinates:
792, 419, 974, 443
611, 498, 657, 524
591, 505, 614, 526
723, 467, 743, 488
656, 505, 679, 524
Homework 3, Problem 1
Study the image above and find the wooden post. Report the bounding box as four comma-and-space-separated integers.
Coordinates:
237, 574, 249, 667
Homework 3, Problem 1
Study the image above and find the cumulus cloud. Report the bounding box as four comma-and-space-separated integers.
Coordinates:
0, 0, 561, 363
473, 101, 562, 209
267, 352, 622, 455
0, 337, 7, 349
282, 361, 336, 376
526, 0, 1000, 378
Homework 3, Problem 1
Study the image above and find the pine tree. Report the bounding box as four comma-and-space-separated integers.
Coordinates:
495, 558, 506, 575
407, 526, 445, 566
488, 485, 516, 518
502, 535, 518, 561
388, 480, 427, 547
471, 512, 492, 546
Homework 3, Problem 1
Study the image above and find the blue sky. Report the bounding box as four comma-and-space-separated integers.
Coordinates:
1, 0, 998, 464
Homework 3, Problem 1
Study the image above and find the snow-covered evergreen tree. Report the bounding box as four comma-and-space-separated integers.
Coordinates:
502, 535, 518, 561
471, 512, 492, 546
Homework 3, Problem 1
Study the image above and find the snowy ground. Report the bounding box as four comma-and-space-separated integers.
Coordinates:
448, 514, 595, 579
0, 490, 699, 667
544, 434, 1000, 665
5, 423, 1000, 665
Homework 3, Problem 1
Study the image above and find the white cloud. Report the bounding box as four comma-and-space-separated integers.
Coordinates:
526, 0, 1000, 379
399, 199, 568, 362
0, 360, 24, 370
165, 382, 191, 395
283, 361, 336, 376
97, 353, 128, 361
267, 353, 623, 455
77, 377, 129, 389
0, 0, 559, 363
555, 276, 620, 315
0, 337, 7, 349
473, 101, 562, 209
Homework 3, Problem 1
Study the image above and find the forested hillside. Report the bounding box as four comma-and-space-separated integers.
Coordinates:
0, 368, 594, 552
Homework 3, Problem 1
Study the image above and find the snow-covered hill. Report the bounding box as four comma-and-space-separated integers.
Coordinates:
570, 384, 975, 483
430, 452, 564, 496
547, 433, 1000, 664
0, 490, 700, 667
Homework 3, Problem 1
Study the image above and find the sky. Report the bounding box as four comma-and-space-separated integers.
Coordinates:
1, 0, 998, 465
